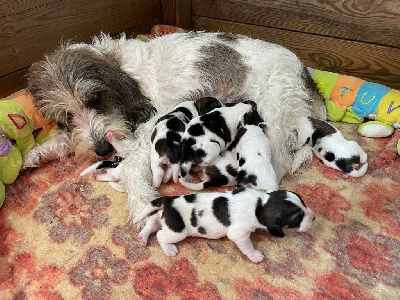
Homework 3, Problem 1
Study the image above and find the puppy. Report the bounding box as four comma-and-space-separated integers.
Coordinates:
233, 124, 278, 192
133, 188, 315, 263
297, 117, 368, 176
178, 150, 238, 190
180, 101, 261, 180
151, 97, 222, 188
80, 131, 132, 192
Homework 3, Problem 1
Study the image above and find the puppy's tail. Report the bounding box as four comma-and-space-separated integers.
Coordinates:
132, 197, 166, 224
179, 178, 205, 191
348, 162, 368, 177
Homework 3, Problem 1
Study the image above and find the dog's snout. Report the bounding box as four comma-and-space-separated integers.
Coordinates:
94, 140, 114, 157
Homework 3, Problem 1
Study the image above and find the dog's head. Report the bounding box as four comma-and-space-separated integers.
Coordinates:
256, 190, 314, 238
194, 97, 222, 115
28, 36, 156, 158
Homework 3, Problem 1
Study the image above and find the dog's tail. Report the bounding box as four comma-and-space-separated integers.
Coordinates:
179, 178, 205, 191
348, 162, 368, 177
132, 197, 166, 224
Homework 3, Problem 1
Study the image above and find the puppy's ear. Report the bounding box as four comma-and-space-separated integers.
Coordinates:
266, 218, 285, 238
195, 97, 222, 115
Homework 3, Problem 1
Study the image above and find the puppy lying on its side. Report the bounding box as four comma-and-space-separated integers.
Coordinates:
234, 124, 278, 192
151, 97, 222, 188
180, 101, 261, 180
297, 117, 368, 177
178, 150, 238, 190
133, 188, 315, 263
80, 131, 131, 192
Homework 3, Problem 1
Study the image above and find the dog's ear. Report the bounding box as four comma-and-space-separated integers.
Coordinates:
266, 218, 285, 238
195, 97, 222, 115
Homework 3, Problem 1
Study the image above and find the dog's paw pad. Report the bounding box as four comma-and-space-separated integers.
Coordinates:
162, 244, 178, 256
247, 250, 264, 263
138, 235, 148, 246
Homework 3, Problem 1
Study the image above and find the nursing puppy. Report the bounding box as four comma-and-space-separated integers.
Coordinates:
151, 97, 222, 188
179, 150, 238, 190
180, 101, 260, 180
133, 188, 315, 263
234, 124, 278, 192
297, 117, 368, 176
80, 131, 132, 192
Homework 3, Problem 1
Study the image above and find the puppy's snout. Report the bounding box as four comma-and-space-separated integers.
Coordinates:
94, 140, 114, 157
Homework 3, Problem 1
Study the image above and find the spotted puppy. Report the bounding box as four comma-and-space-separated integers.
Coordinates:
180, 101, 261, 180
231, 124, 278, 192
133, 188, 314, 263
151, 97, 222, 188
179, 150, 238, 190
298, 117, 368, 177
80, 131, 131, 192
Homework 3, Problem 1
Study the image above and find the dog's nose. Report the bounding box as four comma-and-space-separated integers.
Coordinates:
94, 140, 114, 157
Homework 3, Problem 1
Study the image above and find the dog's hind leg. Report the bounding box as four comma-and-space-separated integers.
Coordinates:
156, 229, 187, 257
138, 213, 162, 246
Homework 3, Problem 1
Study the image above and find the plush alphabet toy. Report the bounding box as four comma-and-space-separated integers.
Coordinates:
0, 90, 58, 207
308, 68, 400, 154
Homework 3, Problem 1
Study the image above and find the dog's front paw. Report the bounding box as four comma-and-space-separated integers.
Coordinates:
247, 250, 265, 263
22, 151, 41, 169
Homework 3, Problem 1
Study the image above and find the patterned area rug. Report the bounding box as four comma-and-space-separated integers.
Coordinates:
1, 123, 399, 300
1, 26, 400, 299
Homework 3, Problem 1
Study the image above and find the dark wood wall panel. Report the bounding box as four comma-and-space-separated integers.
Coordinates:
0, 0, 162, 97
192, 0, 400, 48
0, 0, 161, 77
193, 16, 400, 90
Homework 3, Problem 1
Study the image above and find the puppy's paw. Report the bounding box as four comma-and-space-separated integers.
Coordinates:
138, 235, 148, 246
161, 243, 179, 257
247, 250, 265, 263
106, 131, 116, 143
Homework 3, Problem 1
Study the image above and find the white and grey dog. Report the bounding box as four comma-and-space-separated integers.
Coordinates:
133, 188, 315, 263
27, 31, 326, 217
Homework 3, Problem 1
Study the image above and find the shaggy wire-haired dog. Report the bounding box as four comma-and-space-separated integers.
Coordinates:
27, 31, 327, 217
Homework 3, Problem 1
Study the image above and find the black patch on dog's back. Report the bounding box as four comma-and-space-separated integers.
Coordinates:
161, 196, 185, 232
191, 209, 198, 227
227, 126, 247, 151
181, 137, 207, 168
238, 157, 246, 166
155, 114, 173, 126
200, 110, 232, 143
195, 97, 222, 115
237, 170, 257, 187
203, 166, 229, 189
324, 152, 335, 162
226, 164, 238, 177
198, 226, 207, 235
166, 117, 186, 132
232, 187, 246, 195
184, 194, 197, 203
188, 123, 205, 136
212, 196, 231, 226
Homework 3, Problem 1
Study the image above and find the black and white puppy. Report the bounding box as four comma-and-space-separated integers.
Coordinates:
179, 150, 238, 190
233, 124, 278, 192
180, 101, 261, 180
151, 97, 222, 188
133, 188, 315, 263
297, 117, 368, 176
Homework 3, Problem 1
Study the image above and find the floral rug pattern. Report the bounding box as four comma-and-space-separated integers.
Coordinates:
1, 122, 399, 300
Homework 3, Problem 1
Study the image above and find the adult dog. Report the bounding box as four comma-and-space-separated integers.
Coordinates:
27, 31, 326, 217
